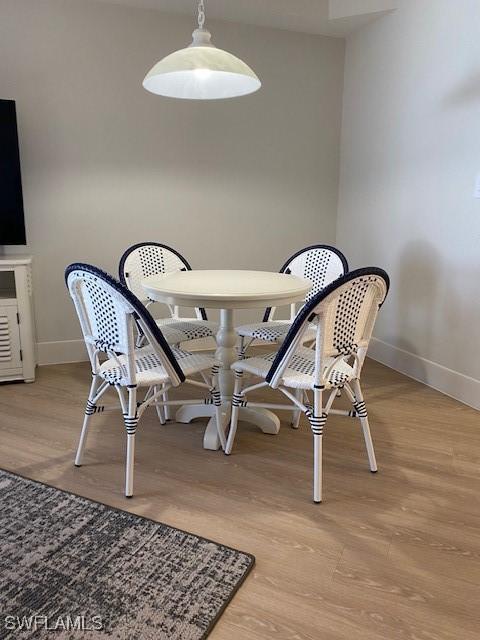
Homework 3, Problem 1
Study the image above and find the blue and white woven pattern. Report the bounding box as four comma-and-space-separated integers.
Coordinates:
287, 246, 348, 305
119, 243, 189, 303
264, 269, 389, 387
98, 346, 219, 387
67, 264, 186, 384
236, 245, 347, 344
156, 318, 218, 345
119, 243, 214, 337
231, 347, 354, 390
236, 321, 317, 344
69, 267, 136, 357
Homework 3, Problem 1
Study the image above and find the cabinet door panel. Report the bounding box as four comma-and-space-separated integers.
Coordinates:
0, 306, 22, 371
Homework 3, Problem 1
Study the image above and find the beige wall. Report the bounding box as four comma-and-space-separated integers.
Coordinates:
0, 0, 345, 363
337, 0, 480, 408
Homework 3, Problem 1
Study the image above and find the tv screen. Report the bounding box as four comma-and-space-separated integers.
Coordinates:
0, 99, 26, 245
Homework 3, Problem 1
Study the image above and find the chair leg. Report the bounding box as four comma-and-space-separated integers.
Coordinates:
154, 385, 166, 425
75, 374, 101, 467
352, 379, 377, 473
211, 367, 226, 449
313, 434, 323, 503
125, 433, 135, 497
238, 336, 254, 359
238, 336, 245, 360
225, 372, 244, 455
163, 388, 171, 421
124, 386, 138, 498
291, 389, 302, 429
307, 388, 326, 503
75, 415, 92, 467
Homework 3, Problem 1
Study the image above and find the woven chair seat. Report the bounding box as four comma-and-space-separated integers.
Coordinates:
156, 318, 218, 345
235, 320, 316, 344
231, 347, 354, 390
99, 346, 219, 387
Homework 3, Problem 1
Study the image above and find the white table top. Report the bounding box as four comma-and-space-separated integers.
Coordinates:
142, 270, 311, 310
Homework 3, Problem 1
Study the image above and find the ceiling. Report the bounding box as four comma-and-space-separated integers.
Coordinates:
93, 0, 394, 37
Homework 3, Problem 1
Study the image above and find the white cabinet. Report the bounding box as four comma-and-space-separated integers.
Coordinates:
0, 256, 36, 382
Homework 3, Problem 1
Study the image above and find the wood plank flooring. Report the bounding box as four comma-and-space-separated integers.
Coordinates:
0, 358, 479, 639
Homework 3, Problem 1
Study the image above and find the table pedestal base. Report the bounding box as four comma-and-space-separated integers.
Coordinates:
175, 305, 280, 450
175, 404, 281, 451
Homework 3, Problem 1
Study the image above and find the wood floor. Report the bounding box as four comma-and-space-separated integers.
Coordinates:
0, 358, 479, 639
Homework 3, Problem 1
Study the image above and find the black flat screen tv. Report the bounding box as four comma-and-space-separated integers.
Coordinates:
0, 99, 26, 245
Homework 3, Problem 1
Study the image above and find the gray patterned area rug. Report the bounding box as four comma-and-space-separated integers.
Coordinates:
0, 469, 254, 639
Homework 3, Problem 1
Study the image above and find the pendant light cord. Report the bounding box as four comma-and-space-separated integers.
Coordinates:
197, 0, 206, 29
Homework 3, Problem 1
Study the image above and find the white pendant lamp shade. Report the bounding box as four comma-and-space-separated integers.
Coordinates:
143, 2, 261, 100
143, 32, 261, 100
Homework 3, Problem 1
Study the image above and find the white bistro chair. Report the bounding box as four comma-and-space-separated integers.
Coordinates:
225, 267, 390, 503
66, 263, 224, 498
119, 242, 218, 346
119, 242, 219, 420
235, 244, 348, 356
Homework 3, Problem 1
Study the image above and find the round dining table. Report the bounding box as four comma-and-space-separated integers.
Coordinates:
142, 270, 312, 450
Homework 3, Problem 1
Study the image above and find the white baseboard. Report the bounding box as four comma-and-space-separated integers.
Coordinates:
369, 337, 480, 411
37, 339, 88, 365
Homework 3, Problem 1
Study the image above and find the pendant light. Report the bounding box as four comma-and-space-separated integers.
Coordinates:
143, 0, 261, 100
